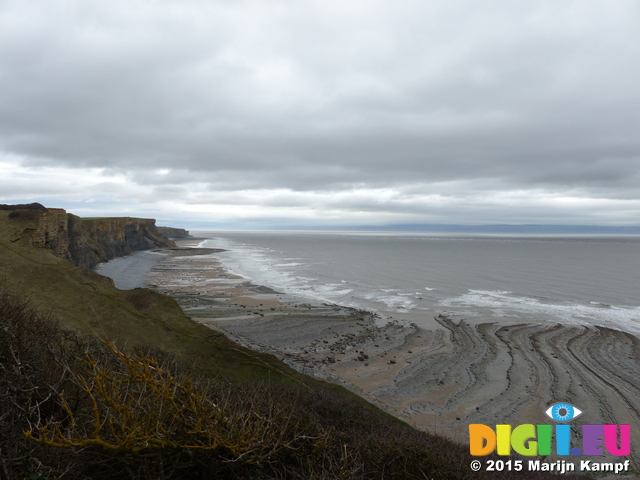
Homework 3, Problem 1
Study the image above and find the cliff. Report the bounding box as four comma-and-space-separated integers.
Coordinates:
2, 203, 175, 269
0, 204, 306, 382
66, 215, 176, 268
157, 226, 192, 239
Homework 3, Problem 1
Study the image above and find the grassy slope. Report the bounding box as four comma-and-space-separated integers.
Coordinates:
0, 210, 406, 428
0, 210, 305, 383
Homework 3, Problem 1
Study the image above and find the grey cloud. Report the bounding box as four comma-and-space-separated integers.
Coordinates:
2, 0, 640, 225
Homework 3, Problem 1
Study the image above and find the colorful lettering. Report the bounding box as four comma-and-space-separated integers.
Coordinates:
468, 424, 496, 456
469, 423, 631, 457
604, 424, 630, 456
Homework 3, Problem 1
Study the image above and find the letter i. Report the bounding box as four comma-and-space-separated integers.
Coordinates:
556, 424, 571, 456
537, 424, 552, 456
496, 425, 512, 455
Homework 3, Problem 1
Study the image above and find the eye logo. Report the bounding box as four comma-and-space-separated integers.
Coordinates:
545, 403, 582, 422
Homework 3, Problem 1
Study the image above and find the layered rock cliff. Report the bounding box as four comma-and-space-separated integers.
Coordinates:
67, 215, 176, 269
157, 226, 192, 239
3, 203, 175, 269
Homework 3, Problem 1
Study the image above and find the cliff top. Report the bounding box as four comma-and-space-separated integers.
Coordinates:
0, 202, 48, 211
0, 204, 175, 269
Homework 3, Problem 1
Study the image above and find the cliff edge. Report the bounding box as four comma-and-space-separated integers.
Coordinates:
157, 226, 192, 239
1, 203, 175, 269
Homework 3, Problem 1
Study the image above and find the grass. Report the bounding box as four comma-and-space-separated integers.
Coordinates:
0, 210, 304, 383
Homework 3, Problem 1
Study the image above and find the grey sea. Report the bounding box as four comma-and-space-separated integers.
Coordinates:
194, 231, 640, 337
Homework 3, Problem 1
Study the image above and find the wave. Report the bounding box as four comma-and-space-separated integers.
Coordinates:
198, 234, 640, 335
364, 292, 416, 313
440, 290, 640, 336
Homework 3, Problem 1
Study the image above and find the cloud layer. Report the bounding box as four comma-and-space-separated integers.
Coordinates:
2, 0, 640, 227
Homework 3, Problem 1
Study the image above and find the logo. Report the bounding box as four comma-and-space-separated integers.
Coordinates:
545, 402, 582, 422
469, 403, 631, 457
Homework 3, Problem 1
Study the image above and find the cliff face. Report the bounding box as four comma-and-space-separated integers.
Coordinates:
29, 207, 72, 259
3, 204, 175, 269
157, 226, 192, 239
67, 215, 176, 269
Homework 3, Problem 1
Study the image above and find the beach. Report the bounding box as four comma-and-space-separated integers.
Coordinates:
98, 240, 640, 470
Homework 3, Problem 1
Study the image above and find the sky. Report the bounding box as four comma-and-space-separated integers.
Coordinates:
1, 0, 640, 229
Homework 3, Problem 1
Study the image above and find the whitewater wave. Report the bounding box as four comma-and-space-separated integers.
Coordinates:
440, 290, 640, 336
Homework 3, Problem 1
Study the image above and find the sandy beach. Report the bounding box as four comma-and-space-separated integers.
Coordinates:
99, 240, 640, 472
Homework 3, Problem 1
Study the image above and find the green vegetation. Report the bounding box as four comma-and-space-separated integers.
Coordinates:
0, 209, 300, 382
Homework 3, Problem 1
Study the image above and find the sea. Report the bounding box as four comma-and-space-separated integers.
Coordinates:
193, 231, 640, 337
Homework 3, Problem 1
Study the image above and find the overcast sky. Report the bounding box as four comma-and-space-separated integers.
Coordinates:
1, 0, 640, 228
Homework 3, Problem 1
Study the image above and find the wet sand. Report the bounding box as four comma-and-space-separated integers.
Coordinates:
212, 313, 640, 459
121, 240, 640, 471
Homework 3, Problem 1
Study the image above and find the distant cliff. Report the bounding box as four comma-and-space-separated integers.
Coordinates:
157, 226, 192, 239
3, 203, 175, 269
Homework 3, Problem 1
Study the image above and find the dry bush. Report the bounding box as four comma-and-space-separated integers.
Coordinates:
26, 342, 323, 465
0, 285, 86, 478
0, 297, 324, 478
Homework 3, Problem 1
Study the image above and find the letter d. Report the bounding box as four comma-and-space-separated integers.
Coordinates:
469, 424, 496, 456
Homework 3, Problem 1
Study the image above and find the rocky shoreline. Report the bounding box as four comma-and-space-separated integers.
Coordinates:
141, 240, 640, 471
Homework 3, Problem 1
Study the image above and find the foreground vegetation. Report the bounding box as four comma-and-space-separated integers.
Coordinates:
0, 287, 587, 479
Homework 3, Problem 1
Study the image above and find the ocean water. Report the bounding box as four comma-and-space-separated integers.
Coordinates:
194, 231, 640, 336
